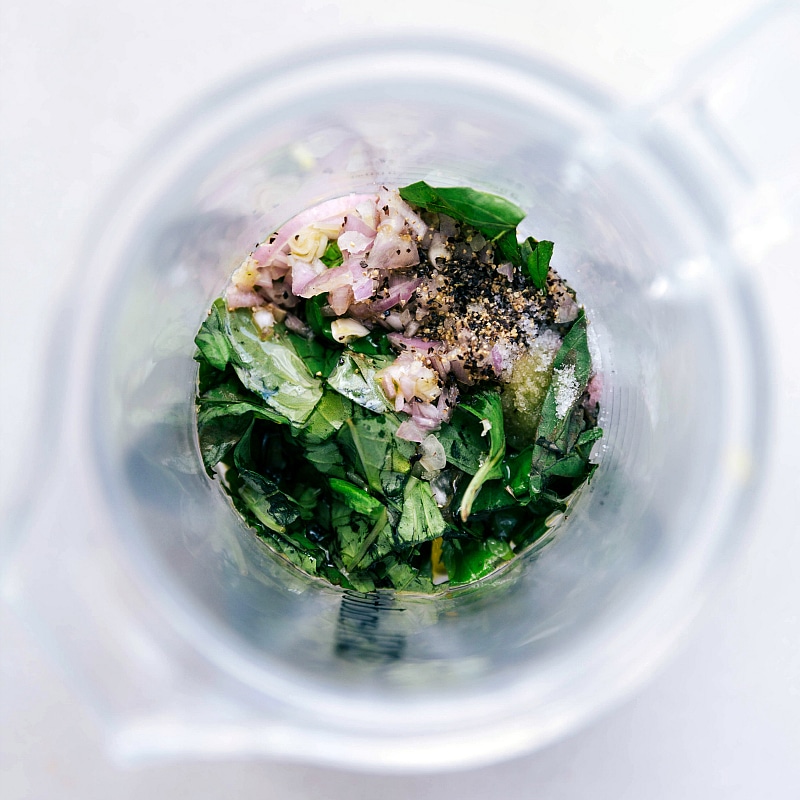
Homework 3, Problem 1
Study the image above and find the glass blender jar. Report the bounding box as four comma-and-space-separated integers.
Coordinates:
6, 10, 798, 769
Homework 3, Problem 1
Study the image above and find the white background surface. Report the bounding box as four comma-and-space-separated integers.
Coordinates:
2, 1, 799, 797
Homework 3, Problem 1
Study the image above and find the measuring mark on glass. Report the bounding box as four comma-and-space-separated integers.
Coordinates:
335, 590, 406, 662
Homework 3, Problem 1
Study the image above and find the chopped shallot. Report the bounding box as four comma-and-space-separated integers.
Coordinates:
251, 193, 375, 267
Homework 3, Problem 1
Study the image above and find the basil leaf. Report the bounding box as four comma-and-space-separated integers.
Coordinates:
198, 381, 290, 426
467, 480, 520, 515
224, 306, 323, 424
326, 351, 391, 413
196, 351, 235, 395
502, 446, 533, 498
575, 426, 603, 454
494, 229, 522, 266
348, 328, 393, 356
194, 298, 232, 370
457, 390, 506, 521
382, 557, 434, 593
519, 237, 553, 291
399, 181, 525, 240
302, 439, 345, 477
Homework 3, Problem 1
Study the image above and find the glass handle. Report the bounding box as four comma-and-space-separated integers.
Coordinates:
640, 0, 800, 260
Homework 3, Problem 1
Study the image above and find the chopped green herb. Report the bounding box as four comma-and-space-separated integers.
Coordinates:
195, 185, 602, 591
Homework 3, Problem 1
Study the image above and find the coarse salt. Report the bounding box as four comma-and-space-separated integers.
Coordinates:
553, 363, 580, 419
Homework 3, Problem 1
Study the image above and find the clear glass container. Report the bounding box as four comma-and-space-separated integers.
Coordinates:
3, 34, 780, 771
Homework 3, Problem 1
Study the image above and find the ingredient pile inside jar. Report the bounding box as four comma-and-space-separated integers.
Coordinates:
194, 182, 602, 592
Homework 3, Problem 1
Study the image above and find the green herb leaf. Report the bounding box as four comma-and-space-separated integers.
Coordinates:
224, 306, 323, 424
293, 388, 352, 444
301, 439, 346, 477
494, 229, 522, 267
467, 480, 520, 514
347, 328, 393, 356
502, 446, 534, 498
520, 238, 553, 291
334, 500, 391, 572
198, 380, 291, 426
196, 351, 235, 395
329, 478, 382, 515
321, 240, 344, 268
440, 537, 514, 585
399, 181, 525, 240
382, 556, 435, 592
336, 407, 392, 494
232, 423, 300, 534
196, 409, 252, 471
304, 295, 336, 342
194, 298, 233, 370
326, 351, 391, 413
436, 406, 504, 478
287, 331, 339, 378
529, 311, 597, 495
457, 391, 506, 521
396, 476, 447, 542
